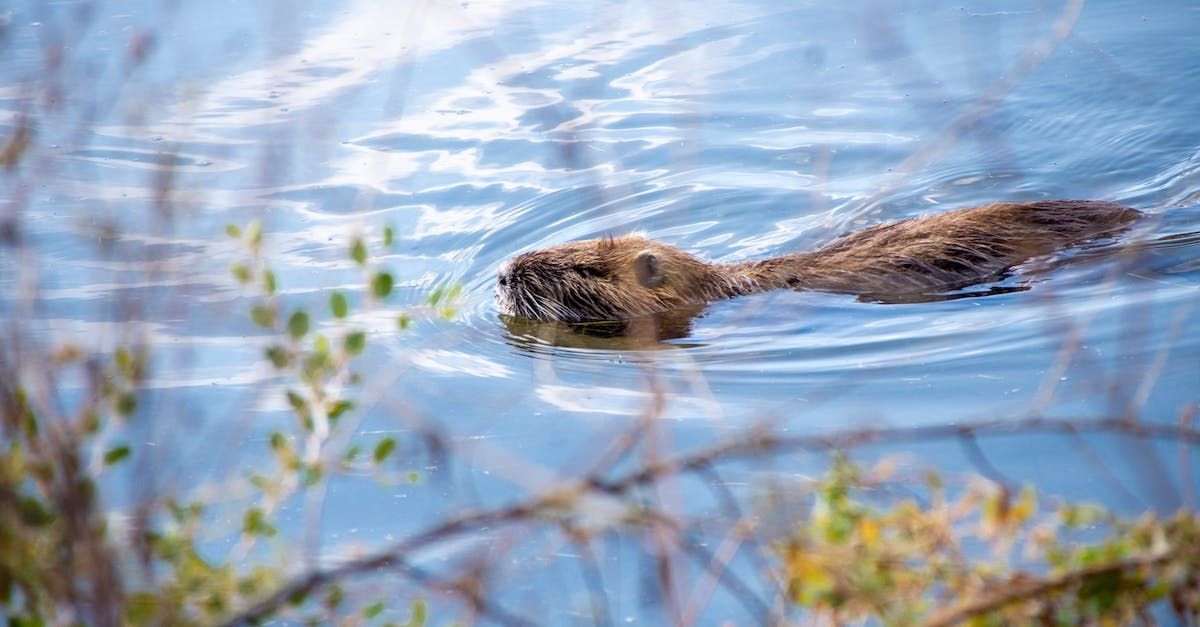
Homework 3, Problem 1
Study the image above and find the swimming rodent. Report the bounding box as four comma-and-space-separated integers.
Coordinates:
496, 200, 1140, 324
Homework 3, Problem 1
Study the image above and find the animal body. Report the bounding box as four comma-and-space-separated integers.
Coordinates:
496, 200, 1140, 323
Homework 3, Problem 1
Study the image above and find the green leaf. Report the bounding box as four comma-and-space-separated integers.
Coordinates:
287, 588, 307, 606
269, 432, 286, 451
363, 601, 385, 619
345, 330, 366, 356
427, 285, 446, 306
287, 310, 310, 340
127, 592, 161, 625
301, 353, 330, 386
115, 346, 133, 373
325, 585, 344, 611
104, 444, 131, 466
230, 263, 252, 283
243, 507, 277, 537
265, 345, 290, 369
330, 292, 348, 318
427, 283, 463, 307
301, 463, 322, 487
117, 392, 138, 417
313, 334, 330, 356
246, 219, 263, 248
373, 437, 396, 464
263, 269, 277, 295
327, 400, 355, 421
251, 305, 275, 329
286, 390, 307, 413
383, 224, 395, 247
397, 314, 412, 330
371, 271, 394, 299
17, 496, 56, 526
350, 237, 367, 265
225, 224, 241, 238
406, 599, 426, 627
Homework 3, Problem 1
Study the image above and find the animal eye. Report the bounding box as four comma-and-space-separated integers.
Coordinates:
572, 266, 604, 278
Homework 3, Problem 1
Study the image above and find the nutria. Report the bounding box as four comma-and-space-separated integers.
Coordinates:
496, 200, 1140, 323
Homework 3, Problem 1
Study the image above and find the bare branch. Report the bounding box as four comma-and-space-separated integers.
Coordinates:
223, 415, 1200, 625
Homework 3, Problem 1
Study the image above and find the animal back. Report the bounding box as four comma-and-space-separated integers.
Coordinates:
796, 200, 1139, 295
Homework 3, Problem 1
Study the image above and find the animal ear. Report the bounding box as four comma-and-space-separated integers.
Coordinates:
633, 250, 662, 288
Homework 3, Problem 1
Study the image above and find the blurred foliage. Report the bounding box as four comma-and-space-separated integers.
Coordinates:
778, 456, 1200, 625
0, 222, 440, 625
0, 221, 1195, 625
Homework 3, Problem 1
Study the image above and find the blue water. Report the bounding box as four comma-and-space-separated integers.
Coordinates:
2, 0, 1199, 623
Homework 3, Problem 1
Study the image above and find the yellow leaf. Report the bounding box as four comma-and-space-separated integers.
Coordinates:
858, 518, 880, 546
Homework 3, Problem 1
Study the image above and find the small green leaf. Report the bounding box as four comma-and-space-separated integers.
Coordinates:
301, 464, 322, 487
104, 444, 131, 466
286, 390, 307, 413
288, 389, 313, 431
371, 272, 394, 299
343, 445, 362, 463
243, 507, 277, 537
325, 585, 344, 611
397, 314, 411, 330
115, 346, 133, 374
327, 400, 355, 421
350, 237, 367, 265
383, 224, 395, 247
330, 292, 348, 318
269, 432, 286, 451
230, 263, 252, 283
363, 601, 385, 619
265, 345, 290, 369
407, 471, 422, 484
117, 392, 137, 417
301, 353, 330, 386
313, 334, 330, 356
406, 599, 426, 627
427, 283, 463, 307
17, 496, 56, 526
345, 330, 366, 356
225, 224, 241, 238
286, 588, 307, 606
127, 592, 162, 624
246, 219, 263, 248
287, 310, 310, 340
251, 305, 275, 329
262, 269, 277, 295
373, 437, 396, 464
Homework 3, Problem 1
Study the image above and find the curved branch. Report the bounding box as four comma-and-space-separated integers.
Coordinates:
222, 415, 1200, 626
926, 549, 1187, 627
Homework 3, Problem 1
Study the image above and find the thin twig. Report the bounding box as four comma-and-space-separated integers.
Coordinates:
222, 415, 1200, 625
957, 430, 1013, 488
926, 548, 1188, 627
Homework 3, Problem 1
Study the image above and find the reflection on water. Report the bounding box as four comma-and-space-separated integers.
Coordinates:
501, 306, 707, 349
3, 0, 1200, 622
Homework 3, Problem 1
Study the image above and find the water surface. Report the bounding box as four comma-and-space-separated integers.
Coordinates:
2, 0, 1199, 623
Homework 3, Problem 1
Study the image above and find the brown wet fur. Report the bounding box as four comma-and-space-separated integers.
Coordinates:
496, 200, 1141, 323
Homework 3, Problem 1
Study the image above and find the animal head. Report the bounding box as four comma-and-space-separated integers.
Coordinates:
496, 235, 715, 322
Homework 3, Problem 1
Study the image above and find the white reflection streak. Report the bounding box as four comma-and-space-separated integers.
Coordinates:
162, 0, 536, 131
332, 6, 775, 192
536, 383, 721, 419
410, 349, 512, 378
